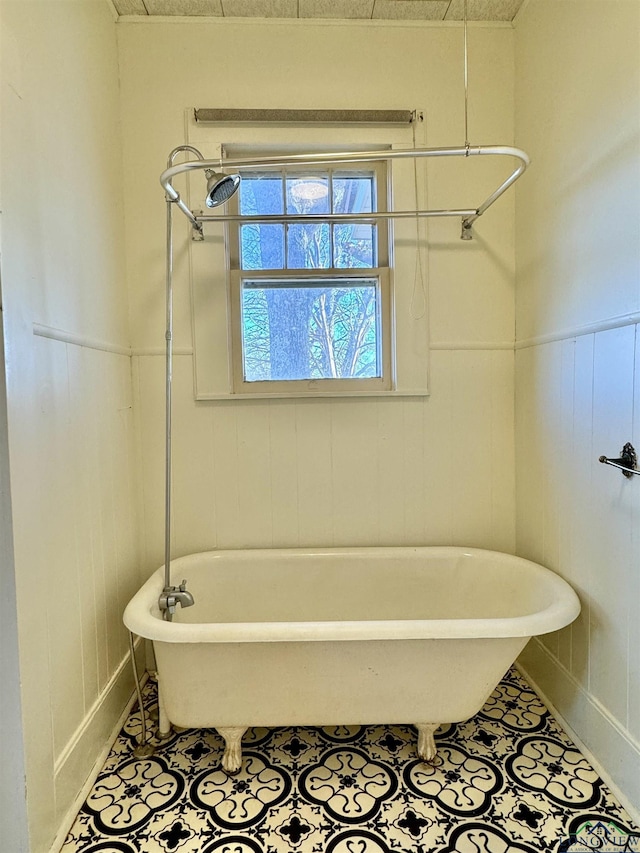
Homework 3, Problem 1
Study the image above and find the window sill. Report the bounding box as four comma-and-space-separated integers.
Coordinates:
195, 389, 430, 401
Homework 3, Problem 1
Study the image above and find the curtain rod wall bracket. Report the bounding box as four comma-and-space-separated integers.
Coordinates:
191, 214, 205, 241
599, 442, 639, 478
461, 218, 474, 240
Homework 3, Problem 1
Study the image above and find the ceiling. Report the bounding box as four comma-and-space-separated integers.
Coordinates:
112, 0, 526, 23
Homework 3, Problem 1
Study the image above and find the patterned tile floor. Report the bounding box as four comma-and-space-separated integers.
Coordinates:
62, 668, 639, 853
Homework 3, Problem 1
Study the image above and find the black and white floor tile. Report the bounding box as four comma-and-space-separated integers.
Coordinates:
63, 668, 640, 852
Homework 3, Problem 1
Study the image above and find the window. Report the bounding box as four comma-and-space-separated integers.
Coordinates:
188, 124, 429, 400
228, 164, 392, 394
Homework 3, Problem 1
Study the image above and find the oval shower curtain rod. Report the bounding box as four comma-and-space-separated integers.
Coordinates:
155, 139, 529, 621
160, 144, 530, 241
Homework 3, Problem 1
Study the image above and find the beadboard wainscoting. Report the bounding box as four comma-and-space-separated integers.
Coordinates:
22, 333, 142, 843
515, 323, 640, 817
133, 346, 516, 571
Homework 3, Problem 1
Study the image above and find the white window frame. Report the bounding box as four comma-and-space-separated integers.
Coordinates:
227, 160, 392, 395
186, 116, 430, 400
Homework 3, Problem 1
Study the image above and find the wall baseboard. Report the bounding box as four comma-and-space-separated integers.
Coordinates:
49, 640, 146, 853
518, 639, 640, 825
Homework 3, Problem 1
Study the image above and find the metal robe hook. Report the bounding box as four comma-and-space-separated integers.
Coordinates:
599, 442, 639, 478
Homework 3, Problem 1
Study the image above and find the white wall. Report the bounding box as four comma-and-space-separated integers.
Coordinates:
0, 2, 140, 850
514, 0, 640, 813
118, 19, 518, 570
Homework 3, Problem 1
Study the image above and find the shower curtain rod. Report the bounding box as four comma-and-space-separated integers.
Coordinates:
156, 139, 530, 622
160, 144, 530, 240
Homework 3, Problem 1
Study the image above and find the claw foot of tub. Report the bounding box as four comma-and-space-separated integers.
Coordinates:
217, 727, 248, 775
415, 723, 440, 764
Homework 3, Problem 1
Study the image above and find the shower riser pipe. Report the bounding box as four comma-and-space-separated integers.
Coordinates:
163, 197, 173, 599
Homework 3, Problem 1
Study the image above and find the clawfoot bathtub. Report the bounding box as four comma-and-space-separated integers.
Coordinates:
124, 547, 580, 773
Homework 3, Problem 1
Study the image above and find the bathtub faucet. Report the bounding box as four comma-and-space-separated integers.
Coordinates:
159, 579, 195, 621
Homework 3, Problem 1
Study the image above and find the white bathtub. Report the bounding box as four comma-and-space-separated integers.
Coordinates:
124, 546, 580, 773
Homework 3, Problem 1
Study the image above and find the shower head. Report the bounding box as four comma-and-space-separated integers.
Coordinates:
205, 170, 241, 208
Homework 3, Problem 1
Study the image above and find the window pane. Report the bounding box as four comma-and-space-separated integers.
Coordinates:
286, 176, 330, 214
333, 174, 374, 214
240, 224, 284, 270
241, 279, 380, 381
287, 223, 331, 269
334, 223, 376, 268
240, 287, 271, 381
239, 174, 283, 215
